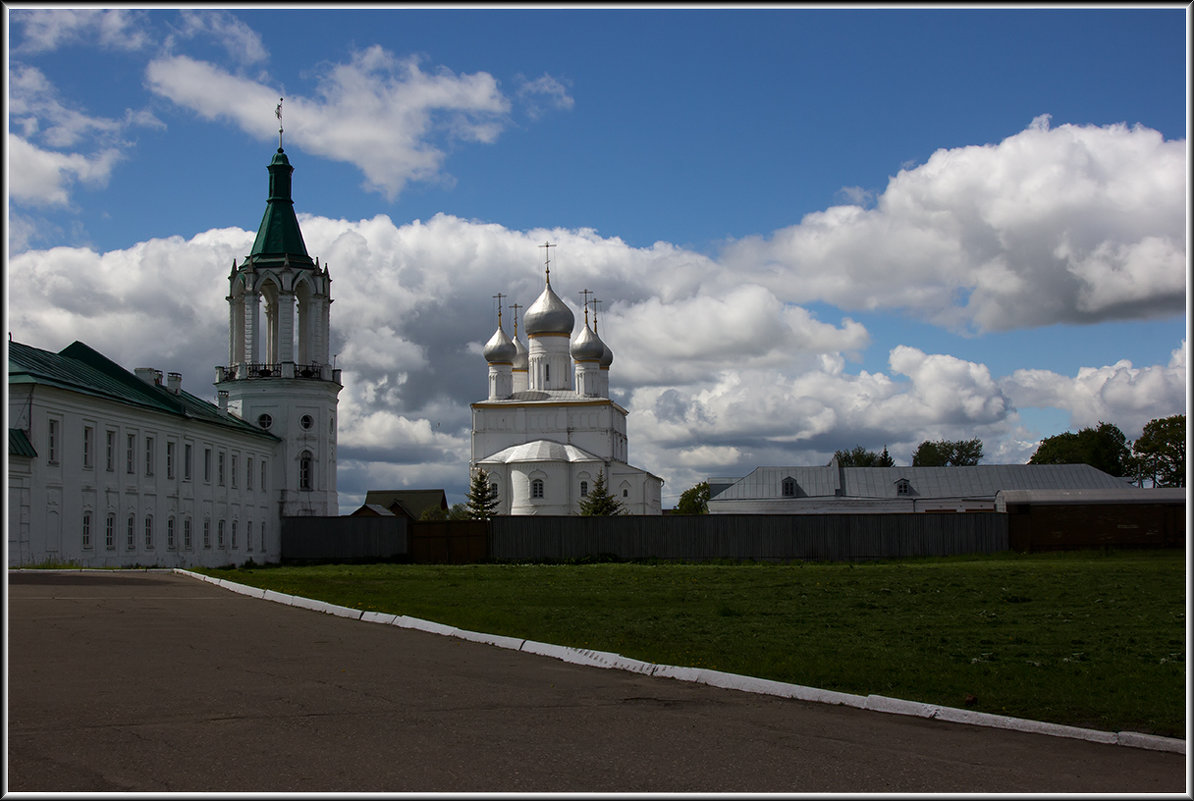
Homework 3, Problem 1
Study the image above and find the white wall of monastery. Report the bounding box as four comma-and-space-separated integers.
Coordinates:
8, 383, 279, 568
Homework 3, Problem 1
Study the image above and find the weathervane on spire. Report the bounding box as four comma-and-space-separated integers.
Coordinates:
539, 241, 556, 285
275, 97, 284, 149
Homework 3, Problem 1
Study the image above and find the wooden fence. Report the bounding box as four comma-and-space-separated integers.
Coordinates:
281, 515, 407, 562
280, 512, 1008, 563
488, 513, 1008, 562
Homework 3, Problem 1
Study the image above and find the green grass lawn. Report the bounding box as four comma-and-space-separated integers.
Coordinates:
199, 549, 1186, 737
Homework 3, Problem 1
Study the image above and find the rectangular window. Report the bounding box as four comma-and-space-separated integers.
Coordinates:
217, 451, 226, 486
106, 514, 115, 550
167, 517, 176, 550
144, 515, 154, 549
48, 419, 59, 464
106, 430, 116, 472
82, 512, 92, 549
127, 514, 136, 550
231, 453, 238, 489
83, 426, 94, 469
184, 443, 193, 481
127, 434, 136, 474
247, 456, 254, 490
204, 447, 212, 483
203, 519, 211, 549
183, 517, 193, 550
145, 436, 155, 477
246, 520, 253, 552
260, 460, 267, 492
166, 441, 175, 480
217, 520, 225, 549
231, 520, 238, 549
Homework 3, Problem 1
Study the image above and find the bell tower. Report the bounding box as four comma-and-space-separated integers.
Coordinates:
215, 132, 341, 516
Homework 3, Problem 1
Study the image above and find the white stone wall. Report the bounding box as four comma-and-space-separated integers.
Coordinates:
222, 377, 341, 517
7, 384, 280, 568
471, 399, 628, 466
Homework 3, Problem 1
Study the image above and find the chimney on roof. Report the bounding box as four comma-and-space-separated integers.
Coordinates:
134, 367, 157, 385
167, 372, 182, 394
217, 390, 229, 412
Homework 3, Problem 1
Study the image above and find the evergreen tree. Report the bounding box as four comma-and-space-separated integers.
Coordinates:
834, 445, 893, 467
465, 467, 500, 519
578, 470, 624, 516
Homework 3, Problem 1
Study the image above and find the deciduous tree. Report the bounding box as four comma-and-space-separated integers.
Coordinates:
1029, 422, 1130, 477
676, 480, 710, 514
1130, 414, 1185, 487
912, 438, 983, 466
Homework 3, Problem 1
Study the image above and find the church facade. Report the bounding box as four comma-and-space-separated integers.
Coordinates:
470, 253, 663, 515
7, 144, 340, 567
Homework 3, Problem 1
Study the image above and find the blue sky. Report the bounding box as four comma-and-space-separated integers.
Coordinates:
7, 6, 1188, 510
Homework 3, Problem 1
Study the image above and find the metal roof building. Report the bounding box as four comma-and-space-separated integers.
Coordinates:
708, 463, 1141, 514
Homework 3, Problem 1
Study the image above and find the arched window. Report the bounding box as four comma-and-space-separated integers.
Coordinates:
782, 477, 797, 497
300, 450, 313, 491
580, 480, 589, 497
531, 478, 544, 499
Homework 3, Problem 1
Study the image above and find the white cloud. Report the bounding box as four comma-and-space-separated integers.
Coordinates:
9, 211, 1184, 510
1001, 341, 1187, 438
721, 116, 1186, 332
517, 73, 575, 120
7, 134, 123, 207
12, 9, 151, 53
169, 10, 269, 65
145, 46, 511, 200
8, 67, 163, 213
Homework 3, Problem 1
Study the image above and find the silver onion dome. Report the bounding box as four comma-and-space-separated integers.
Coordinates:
512, 335, 529, 370
523, 284, 575, 336
483, 326, 516, 364
599, 340, 614, 369
571, 324, 606, 362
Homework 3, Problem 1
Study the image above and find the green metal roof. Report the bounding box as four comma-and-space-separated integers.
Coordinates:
9, 428, 37, 458
8, 340, 278, 442
249, 148, 313, 264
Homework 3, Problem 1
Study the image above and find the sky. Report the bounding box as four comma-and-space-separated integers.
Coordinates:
5, 5, 1188, 512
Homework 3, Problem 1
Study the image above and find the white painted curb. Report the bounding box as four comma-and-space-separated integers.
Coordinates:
175, 569, 1185, 755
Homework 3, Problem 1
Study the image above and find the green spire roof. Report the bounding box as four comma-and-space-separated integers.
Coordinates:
249, 148, 312, 262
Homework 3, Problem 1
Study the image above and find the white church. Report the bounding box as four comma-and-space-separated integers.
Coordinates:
470, 249, 664, 515
7, 143, 341, 567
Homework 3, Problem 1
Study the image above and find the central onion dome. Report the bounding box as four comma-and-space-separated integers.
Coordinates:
523, 284, 574, 336
483, 326, 516, 364
571, 324, 606, 362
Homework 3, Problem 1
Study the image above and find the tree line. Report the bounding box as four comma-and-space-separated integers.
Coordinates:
831, 414, 1184, 485
672, 413, 1185, 513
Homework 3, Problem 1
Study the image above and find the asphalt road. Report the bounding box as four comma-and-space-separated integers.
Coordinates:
6, 570, 1186, 793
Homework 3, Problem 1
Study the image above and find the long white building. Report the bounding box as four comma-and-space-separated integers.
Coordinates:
470, 252, 663, 515
7, 144, 340, 567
